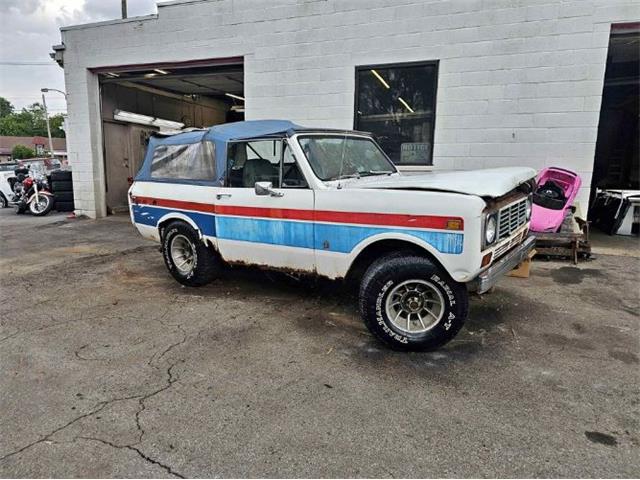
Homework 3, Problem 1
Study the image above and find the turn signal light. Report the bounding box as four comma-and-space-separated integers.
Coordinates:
446, 219, 463, 230
481, 252, 493, 268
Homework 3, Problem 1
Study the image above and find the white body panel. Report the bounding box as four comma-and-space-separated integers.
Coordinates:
129, 132, 533, 284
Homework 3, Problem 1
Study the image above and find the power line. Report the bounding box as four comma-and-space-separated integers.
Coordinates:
0, 62, 58, 66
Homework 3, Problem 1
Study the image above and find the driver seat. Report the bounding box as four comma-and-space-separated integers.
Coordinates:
243, 158, 277, 187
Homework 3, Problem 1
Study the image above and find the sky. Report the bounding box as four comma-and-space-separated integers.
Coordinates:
0, 0, 158, 115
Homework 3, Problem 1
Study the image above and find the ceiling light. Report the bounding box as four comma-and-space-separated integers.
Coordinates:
370, 69, 390, 89
144, 72, 157, 78
225, 93, 245, 101
154, 69, 169, 74
398, 97, 414, 113
113, 109, 184, 130
106, 72, 119, 78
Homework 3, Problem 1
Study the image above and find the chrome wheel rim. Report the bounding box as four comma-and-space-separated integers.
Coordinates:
385, 280, 444, 334
170, 234, 196, 275
31, 196, 49, 213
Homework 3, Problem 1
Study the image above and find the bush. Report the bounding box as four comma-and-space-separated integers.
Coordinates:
12, 144, 36, 160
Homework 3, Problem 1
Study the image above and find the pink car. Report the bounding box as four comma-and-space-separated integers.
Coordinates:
530, 167, 582, 233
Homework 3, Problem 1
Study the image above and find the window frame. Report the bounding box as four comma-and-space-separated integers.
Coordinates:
353, 59, 439, 167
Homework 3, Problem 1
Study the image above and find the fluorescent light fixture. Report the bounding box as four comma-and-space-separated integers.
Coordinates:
144, 72, 157, 78
113, 109, 184, 129
370, 69, 390, 89
152, 118, 184, 129
230, 105, 245, 112
225, 93, 245, 101
398, 97, 414, 113
106, 72, 119, 78
154, 69, 169, 74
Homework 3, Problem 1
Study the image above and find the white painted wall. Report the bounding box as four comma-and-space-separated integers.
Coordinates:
59, 0, 640, 217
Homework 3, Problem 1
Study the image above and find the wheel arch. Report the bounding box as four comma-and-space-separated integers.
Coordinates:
157, 212, 202, 240
345, 233, 448, 285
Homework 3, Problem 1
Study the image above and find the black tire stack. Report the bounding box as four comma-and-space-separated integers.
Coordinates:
50, 170, 74, 212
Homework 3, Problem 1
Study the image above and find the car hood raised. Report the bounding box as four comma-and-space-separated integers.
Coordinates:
343, 167, 537, 198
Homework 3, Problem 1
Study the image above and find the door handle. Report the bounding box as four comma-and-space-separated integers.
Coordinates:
216, 193, 232, 200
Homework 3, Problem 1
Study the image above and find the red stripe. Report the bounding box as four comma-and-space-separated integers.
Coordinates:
132, 195, 463, 230
133, 196, 216, 213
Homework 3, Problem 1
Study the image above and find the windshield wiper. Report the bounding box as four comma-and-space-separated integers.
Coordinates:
360, 170, 394, 177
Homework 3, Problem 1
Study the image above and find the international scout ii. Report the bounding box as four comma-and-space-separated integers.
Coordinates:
129, 120, 536, 351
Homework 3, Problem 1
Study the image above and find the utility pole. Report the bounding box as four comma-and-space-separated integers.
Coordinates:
121, 0, 127, 19
41, 93, 55, 158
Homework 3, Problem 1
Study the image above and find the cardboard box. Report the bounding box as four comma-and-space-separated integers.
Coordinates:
508, 249, 536, 278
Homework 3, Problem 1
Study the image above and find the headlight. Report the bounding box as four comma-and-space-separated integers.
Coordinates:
525, 196, 532, 220
485, 215, 497, 245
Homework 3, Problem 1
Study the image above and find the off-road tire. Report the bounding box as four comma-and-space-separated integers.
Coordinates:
161, 221, 219, 287
359, 255, 469, 351
51, 180, 72, 192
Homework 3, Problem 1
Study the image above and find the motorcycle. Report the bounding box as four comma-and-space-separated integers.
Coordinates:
9, 168, 55, 216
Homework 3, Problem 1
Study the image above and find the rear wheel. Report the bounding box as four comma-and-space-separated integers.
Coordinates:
161, 221, 219, 287
359, 255, 469, 351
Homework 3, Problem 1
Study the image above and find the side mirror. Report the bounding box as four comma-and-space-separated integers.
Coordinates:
254, 181, 283, 197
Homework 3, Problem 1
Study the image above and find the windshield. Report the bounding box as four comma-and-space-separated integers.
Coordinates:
298, 135, 396, 181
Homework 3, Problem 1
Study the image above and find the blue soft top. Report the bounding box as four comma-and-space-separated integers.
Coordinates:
136, 120, 304, 185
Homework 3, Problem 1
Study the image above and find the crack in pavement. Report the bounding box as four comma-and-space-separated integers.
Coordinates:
0, 361, 183, 467
78, 436, 185, 478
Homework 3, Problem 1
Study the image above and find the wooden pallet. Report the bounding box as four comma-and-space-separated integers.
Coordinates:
533, 215, 591, 264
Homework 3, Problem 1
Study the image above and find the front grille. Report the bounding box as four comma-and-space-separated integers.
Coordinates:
497, 198, 528, 240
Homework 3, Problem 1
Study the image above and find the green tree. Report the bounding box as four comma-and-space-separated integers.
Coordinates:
11, 144, 36, 160
0, 97, 13, 118
0, 102, 65, 138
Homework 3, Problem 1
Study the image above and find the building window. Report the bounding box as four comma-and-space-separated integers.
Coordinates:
354, 61, 438, 166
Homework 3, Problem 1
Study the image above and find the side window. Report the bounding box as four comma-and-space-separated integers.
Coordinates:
226, 139, 308, 189
150, 141, 215, 180
226, 140, 280, 188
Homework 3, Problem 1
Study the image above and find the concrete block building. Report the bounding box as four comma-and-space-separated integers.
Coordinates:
53, 0, 639, 218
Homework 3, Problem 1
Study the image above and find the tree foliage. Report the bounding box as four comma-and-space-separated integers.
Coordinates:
0, 97, 65, 138
11, 144, 36, 159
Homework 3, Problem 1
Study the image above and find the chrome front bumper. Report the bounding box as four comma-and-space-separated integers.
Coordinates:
473, 235, 536, 294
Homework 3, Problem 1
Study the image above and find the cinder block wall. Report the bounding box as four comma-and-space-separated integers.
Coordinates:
60, 0, 640, 217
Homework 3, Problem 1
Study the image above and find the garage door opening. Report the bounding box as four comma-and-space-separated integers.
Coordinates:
95, 57, 244, 212
591, 25, 639, 202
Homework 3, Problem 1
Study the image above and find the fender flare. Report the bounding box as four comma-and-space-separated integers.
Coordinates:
345, 231, 449, 271
156, 212, 203, 240
27, 190, 53, 203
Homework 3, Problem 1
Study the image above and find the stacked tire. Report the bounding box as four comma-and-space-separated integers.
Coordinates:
51, 170, 74, 212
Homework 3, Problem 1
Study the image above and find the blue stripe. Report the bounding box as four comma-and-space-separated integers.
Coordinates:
132, 205, 216, 236
132, 205, 463, 254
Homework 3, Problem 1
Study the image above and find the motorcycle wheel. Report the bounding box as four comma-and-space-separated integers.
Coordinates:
29, 195, 54, 216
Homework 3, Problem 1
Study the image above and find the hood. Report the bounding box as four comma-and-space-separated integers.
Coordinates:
344, 167, 537, 198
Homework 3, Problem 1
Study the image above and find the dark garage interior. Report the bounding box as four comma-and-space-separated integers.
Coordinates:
97, 58, 244, 211
592, 25, 639, 197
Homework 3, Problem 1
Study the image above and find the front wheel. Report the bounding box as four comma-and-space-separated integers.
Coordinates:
29, 194, 54, 216
359, 255, 469, 351
161, 221, 219, 287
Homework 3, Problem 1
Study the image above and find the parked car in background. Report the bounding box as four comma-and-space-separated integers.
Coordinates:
128, 120, 536, 351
